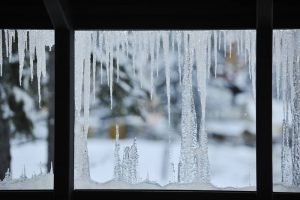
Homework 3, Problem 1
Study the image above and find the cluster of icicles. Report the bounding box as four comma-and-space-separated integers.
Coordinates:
273, 30, 300, 186
75, 30, 256, 184
75, 30, 256, 134
0, 30, 54, 105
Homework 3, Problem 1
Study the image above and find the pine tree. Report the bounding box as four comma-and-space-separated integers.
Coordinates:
129, 137, 138, 184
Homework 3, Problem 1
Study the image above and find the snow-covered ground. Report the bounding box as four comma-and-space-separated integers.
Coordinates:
87, 137, 257, 189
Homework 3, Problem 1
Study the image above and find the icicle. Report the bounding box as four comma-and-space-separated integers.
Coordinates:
223, 30, 227, 57
4, 30, 8, 58
169, 163, 176, 183
50, 162, 53, 175
229, 32, 232, 58
139, 32, 144, 89
195, 32, 209, 183
132, 33, 137, 78
281, 33, 288, 109
162, 31, 171, 126
237, 31, 240, 56
98, 31, 103, 85
245, 31, 251, 80
92, 32, 97, 102
105, 33, 110, 86
150, 33, 155, 100
176, 31, 182, 85
172, 32, 175, 53
125, 32, 129, 58
273, 31, 282, 99
116, 34, 120, 83
146, 171, 149, 182
83, 58, 90, 135
287, 32, 295, 113
156, 33, 160, 77
82, 32, 93, 136
8, 30, 15, 62
17, 30, 27, 86
75, 32, 84, 117
213, 31, 218, 77
207, 32, 212, 78
250, 31, 256, 101
0, 30, 2, 76
3, 168, 12, 182
179, 32, 198, 183
29, 30, 36, 81
21, 165, 27, 180
109, 33, 114, 110
114, 124, 122, 181
36, 32, 46, 106
218, 30, 221, 50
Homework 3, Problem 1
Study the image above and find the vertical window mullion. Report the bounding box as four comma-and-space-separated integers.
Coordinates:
54, 29, 74, 200
256, 0, 273, 200
44, 0, 74, 199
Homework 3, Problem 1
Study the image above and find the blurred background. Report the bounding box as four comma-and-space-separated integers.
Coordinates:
82, 31, 257, 188
0, 30, 54, 183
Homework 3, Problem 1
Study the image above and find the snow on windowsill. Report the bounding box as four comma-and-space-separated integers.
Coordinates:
0, 174, 53, 190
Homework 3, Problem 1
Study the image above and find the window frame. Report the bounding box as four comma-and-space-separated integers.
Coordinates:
0, 0, 299, 200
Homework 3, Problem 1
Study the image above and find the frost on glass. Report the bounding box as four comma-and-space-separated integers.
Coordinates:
74, 31, 256, 189
0, 29, 54, 189
273, 30, 300, 192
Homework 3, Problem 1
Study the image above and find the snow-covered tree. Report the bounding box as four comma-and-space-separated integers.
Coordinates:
129, 137, 139, 184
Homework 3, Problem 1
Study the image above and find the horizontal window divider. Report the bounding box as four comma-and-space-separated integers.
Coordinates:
73, 190, 257, 200
273, 192, 300, 200
0, 190, 53, 200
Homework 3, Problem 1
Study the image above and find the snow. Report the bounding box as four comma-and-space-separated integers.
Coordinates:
79, 138, 257, 189
2, 136, 298, 191
0, 174, 53, 190
0, 138, 52, 190
76, 178, 255, 190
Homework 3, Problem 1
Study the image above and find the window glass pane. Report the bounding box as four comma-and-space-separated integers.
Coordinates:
74, 30, 256, 190
0, 29, 54, 189
273, 30, 300, 192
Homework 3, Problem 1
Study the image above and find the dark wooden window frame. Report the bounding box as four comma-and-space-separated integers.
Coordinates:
0, 1, 299, 200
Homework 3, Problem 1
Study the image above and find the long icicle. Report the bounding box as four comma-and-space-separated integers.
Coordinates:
17, 30, 27, 86
214, 31, 218, 77
163, 31, 171, 126
0, 30, 2, 76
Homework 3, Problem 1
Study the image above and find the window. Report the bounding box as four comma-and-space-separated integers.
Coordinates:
74, 30, 256, 190
0, 29, 54, 189
272, 30, 300, 192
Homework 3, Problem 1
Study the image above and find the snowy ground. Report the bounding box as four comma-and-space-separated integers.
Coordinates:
1, 99, 299, 191
86, 138, 257, 189
2, 129, 300, 191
